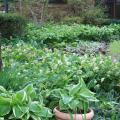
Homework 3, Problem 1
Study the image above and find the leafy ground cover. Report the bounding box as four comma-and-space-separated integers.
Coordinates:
2, 42, 120, 90
0, 41, 120, 119
0, 21, 120, 120
109, 40, 120, 62
64, 41, 104, 55
26, 23, 120, 45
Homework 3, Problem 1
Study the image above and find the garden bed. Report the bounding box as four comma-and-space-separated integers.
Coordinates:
0, 40, 119, 119
0, 21, 120, 119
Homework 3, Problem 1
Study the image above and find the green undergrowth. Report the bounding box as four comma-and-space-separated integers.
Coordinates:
1, 42, 120, 91
25, 23, 120, 44
0, 41, 120, 119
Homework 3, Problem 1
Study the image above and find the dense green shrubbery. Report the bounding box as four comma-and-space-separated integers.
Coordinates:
67, 0, 107, 25
110, 24, 120, 35
2, 42, 120, 92
82, 5, 108, 25
26, 23, 118, 43
62, 16, 84, 25
0, 13, 27, 38
0, 41, 120, 119
104, 19, 120, 25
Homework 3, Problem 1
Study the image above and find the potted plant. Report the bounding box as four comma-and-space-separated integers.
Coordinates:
52, 78, 98, 120
0, 84, 52, 120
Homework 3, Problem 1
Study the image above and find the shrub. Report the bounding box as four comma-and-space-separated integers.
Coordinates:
68, 0, 94, 16
109, 24, 120, 35
62, 16, 84, 25
104, 19, 120, 25
26, 23, 115, 43
0, 13, 27, 38
67, 0, 107, 25
0, 68, 19, 90
83, 5, 108, 25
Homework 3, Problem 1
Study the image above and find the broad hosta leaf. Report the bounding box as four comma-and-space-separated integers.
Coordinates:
20, 106, 29, 114
0, 104, 11, 117
38, 107, 53, 118
61, 94, 73, 105
12, 90, 27, 105
68, 100, 79, 111
0, 97, 11, 116
29, 101, 41, 113
31, 114, 41, 120
0, 117, 4, 120
79, 88, 98, 102
79, 78, 87, 88
59, 99, 69, 110
69, 83, 81, 95
0, 86, 7, 93
51, 89, 61, 98
69, 78, 86, 95
24, 84, 36, 99
21, 112, 30, 120
13, 105, 25, 118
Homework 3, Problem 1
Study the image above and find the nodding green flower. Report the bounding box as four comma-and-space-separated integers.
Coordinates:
17, 73, 21, 75
99, 60, 104, 64
96, 84, 100, 88
101, 78, 105, 83
94, 66, 99, 71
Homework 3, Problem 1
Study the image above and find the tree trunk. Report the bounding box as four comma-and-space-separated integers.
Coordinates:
19, 0, 23, 15
0, 33, 2, 71
4, 0, 9, 13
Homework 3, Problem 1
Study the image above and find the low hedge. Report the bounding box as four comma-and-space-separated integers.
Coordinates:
0, 13, 27, 38
26, 23, 120, 43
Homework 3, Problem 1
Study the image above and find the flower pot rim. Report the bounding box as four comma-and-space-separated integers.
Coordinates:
54, 106, 94, 120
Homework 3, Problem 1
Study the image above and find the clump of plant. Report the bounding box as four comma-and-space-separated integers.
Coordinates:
109, 24, 120, 35
109, 41, 120, 55
0, 84, 52, 120
62, 16, 84, 25
68, 0, 93, 16
64, 40, 101, 55
67, 0, 107, 25
93, 90, 120, 120
53, 78, 98, 112
26, 23, 115, 43
109, 40, 120, 61
83, 5, 108, 25
2, 42, 120, 91
52, 78, 98, 120
0, 13, 27, 39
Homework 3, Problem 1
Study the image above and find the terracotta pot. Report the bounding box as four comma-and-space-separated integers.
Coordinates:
54, 107, 94, 120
